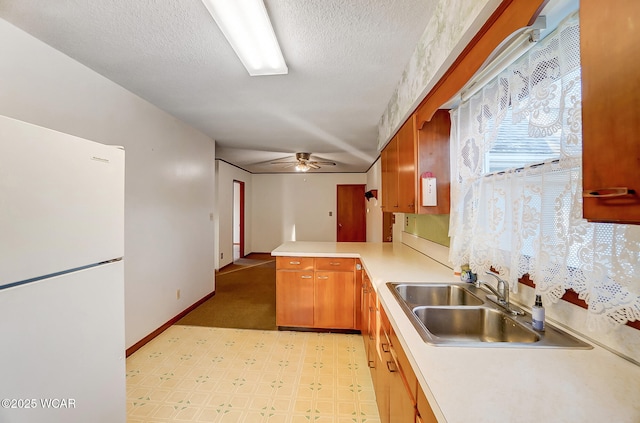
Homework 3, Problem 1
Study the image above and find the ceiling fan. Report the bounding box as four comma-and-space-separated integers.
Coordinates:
270, 152, 336, 172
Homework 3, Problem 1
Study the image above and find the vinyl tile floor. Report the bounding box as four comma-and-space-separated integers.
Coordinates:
126, 325, 381, 422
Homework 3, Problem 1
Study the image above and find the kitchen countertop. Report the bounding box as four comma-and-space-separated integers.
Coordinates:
272, 241, 640, 423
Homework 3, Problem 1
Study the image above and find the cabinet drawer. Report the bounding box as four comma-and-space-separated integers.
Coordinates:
276, 256, 314, 270
315, 257, 355, 272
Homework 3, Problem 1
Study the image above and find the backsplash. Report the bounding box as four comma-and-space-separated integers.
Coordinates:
403, 214, 450, 247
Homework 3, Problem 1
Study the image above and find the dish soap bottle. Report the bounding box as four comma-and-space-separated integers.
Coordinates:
532, 295, 545, 331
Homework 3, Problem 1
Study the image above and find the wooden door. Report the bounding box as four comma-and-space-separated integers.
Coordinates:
336, 184, 366, 242
233, 180, 245, 258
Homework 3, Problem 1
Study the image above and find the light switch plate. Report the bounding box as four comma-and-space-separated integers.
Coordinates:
422, 177, 437, 206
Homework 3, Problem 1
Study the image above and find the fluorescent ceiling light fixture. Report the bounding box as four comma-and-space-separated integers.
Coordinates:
202, 0, 288, 76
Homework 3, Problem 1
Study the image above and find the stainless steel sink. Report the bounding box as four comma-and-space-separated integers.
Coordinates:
393, 283, 484, 306
387, 282, 592, 349
413, 306, 539, 344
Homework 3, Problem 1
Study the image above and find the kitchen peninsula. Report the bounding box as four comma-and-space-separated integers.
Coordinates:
272, 241, 640, 423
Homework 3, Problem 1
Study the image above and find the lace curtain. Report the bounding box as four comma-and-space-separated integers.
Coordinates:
448, 12, 640, 329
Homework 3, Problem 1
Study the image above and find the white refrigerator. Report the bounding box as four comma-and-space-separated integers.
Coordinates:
0, 115, 126, 423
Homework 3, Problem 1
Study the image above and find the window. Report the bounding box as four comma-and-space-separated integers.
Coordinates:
449, 12, 640, 329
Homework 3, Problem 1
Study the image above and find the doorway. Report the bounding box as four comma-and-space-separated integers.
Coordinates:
336, 184, 366, 242
233, 180, 245, 261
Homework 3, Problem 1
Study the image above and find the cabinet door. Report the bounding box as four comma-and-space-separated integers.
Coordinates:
389, 363, 416, 423
275, 271, 314, 327
381, 136, 399, 212
361, 274, 369, 341
367, 281, 378, 384
417, 109, 451, 214
416, 385, 438, 423
397, 116, 417, 213
376, 333, 392, 423
580, 0, 640, 223
314, 271, 355, 329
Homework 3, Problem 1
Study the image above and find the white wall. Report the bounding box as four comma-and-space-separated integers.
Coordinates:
252, 173, 367, 252
365, 159, 383, 242
0, 19, 216, 349
216, 160, 253, 269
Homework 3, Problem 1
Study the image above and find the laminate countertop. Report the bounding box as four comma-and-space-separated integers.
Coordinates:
272, 241, 640, 423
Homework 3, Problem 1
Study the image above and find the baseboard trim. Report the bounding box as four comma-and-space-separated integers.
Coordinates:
125, 290, 216, 357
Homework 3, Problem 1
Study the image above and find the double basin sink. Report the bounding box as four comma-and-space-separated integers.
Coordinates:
388, 282, 592, 348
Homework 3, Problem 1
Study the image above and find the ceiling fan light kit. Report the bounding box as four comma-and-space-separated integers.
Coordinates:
295, 162, 310, 172
201, 0, 288, 76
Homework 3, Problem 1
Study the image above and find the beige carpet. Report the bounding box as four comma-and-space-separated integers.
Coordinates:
177, 260, 277, 330
126, 326, 380, 422
217, 253, 274, 275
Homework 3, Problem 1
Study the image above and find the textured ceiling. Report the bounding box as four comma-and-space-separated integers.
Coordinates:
0, 0, 438, 173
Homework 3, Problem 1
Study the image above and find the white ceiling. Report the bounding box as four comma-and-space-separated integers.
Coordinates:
0, 0, 438, 173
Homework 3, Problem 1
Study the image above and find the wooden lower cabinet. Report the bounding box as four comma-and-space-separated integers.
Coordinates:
390, 366, 417, 423
373, 305, 418, 423
314, 270, 355, 329
361, 272, 377, 381
276, 256, 356, 329
275, 270, 314, 327
416, 385, 438, 423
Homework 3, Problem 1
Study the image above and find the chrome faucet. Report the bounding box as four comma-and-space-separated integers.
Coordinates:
475, 271, 524, 315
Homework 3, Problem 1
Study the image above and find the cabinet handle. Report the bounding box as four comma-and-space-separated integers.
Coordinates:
300, 275, 312, 279
317, 275, 329, 280
583, 187, 635, 198
329, 262, 341, 266
289, 261, 301, 265
386, 360, 398, 373
381, 343, 390, 353
368, 360, 375, 369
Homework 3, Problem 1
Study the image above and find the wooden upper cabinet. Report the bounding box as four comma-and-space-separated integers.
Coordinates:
580, 0, 640, 223
381, 136, 399, 212
416, 109, 451, 215
380, 111, 451, 215
397, 116, 417, 213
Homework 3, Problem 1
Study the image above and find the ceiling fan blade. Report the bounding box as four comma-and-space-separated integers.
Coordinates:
269, 160, 297, 165
307, 162, 321, 169
310, 161, 336, 166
